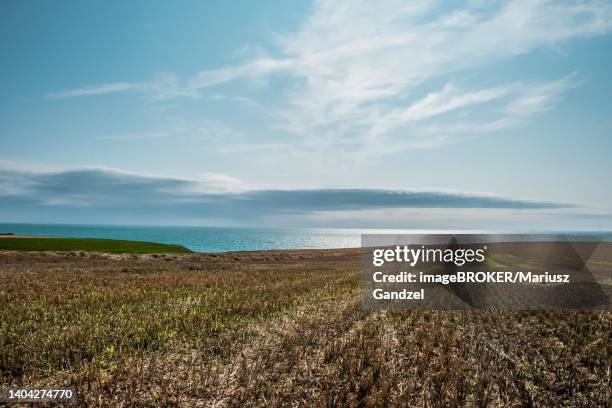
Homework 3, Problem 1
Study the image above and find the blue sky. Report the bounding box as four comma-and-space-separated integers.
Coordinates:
1, 0, 612, 229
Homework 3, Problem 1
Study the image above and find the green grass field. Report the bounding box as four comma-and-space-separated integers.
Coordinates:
0, 237, 191, 254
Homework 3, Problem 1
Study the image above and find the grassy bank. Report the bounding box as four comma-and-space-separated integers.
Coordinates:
0, 237, 190, 254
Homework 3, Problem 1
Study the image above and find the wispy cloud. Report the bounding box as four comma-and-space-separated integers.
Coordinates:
504, 74, 582, 116
97, 120, 243, 142
417, 74, 580, 135
395, 84, 512, 122
46, 0, 612, 156
47, 82, 136, 98
48, 73, 199, 101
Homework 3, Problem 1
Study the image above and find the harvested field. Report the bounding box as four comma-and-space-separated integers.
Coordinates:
0, 247, 610, 407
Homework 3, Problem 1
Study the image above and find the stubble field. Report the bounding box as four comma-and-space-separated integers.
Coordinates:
0, 248, 610, 407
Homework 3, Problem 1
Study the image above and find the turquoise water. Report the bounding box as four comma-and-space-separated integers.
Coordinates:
1, 223, 610, 253
0, 224, 366, 252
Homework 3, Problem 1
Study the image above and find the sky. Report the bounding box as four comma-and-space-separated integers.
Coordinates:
1, 0, 612, 230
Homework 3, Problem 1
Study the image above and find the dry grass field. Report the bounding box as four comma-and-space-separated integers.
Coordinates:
0, 248, 610, 407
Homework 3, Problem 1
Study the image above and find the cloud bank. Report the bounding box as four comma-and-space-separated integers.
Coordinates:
0, 165, 578, 227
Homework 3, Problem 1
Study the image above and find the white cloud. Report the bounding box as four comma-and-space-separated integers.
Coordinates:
48, 73, 199, 101
265, 0, 610, 154
382, 83, 512, 125
188, 57, 292, 90
47, 82, 136, 98
46, 0, 612, 155
97, 119, 243, 142
414, 74, 581, 135
188, 173, 247, 193
504, 74, 581, 116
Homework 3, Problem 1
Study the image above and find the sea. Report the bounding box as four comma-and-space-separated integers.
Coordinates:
1, 223, 611, 253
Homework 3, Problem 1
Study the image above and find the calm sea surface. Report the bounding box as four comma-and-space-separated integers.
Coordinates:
1, 223, 610, 252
